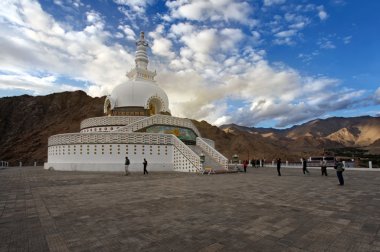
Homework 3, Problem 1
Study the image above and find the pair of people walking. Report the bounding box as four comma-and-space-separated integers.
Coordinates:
124, 157, 149, 175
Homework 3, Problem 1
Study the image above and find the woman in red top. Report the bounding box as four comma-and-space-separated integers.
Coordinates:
243, 160, 248, 173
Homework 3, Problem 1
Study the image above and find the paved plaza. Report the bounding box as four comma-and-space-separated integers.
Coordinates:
0, 166, 380, 252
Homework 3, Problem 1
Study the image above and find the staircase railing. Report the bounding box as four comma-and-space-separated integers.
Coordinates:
113, 114, 201, 136
196, 137, 228, 170
80, 116, 146, 130
172, 136, 202, 172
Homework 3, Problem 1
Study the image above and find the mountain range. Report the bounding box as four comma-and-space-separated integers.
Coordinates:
0, 91, 379, 165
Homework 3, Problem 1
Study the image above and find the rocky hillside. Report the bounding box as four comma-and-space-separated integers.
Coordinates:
0, 91, 379, 165
0, 91, 105, 165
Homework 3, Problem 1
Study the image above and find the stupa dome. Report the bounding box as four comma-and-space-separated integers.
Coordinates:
108, 80, 170, 113
104, 31, 170, 116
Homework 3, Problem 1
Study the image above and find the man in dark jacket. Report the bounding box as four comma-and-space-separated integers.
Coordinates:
124, 157, 130, 175
143, 158, 148, 175
335, 160, 345, 185
277, 158, 281, 176
302, 158, 310, 175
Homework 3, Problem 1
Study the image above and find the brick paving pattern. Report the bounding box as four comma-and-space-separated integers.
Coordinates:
0, 166, 379, 251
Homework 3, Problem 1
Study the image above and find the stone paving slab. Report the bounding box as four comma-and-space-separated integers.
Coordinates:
0, 166, 380, 251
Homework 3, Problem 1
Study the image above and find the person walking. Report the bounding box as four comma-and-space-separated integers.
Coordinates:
335, 160, 345, 185
124, 156, 130, 176
302, 158, 310, 175
321, 159, 328, 176
243, 160, 248, 173
277, 158, 282, 176
143, 158, 148, 175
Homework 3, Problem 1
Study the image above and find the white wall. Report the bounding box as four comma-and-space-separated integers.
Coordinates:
46, 143, 173, 172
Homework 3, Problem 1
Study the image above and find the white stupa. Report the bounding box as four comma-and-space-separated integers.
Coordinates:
44, 32, 228, 173
104, 32, 171, 117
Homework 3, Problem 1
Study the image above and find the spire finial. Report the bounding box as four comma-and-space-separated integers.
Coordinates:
126, 30, 156, 81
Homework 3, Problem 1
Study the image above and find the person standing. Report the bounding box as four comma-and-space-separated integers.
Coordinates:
321, 159, 328, 176
124, 156, 130, 176
243, 160, 248, 173
143, 158, 148, 175
277, 158, 282, 176
335, 160, 345, 185
302, 158, 310, 175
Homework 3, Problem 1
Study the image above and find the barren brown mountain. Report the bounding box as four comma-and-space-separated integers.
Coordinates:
0, 91, 379, 165
0, 91, 104, 165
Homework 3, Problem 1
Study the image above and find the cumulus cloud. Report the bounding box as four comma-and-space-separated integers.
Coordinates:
149, 26, 176, 59
155, 52, 364, 127
0, 0, 134, 97
118, 24, 136, 41
166, 0, 254, 25
114, 0, 150, 14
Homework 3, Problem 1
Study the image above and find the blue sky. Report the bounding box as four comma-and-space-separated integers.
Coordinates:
0, 0, 379, 128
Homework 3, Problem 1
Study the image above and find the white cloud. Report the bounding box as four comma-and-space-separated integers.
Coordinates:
0, 72, 80, 95
181, 28, 218, 54
113, 0, 150, 14
114, 0, 153, 26
53, 0, 84, 9
151, 37, 175, 59
317, 6, 328, 20
318, 38, 336, 49
263, 0, 286, 6
343, 35, 352, 44
118, 25, 136, 41
166, 0, 254, 25
170, 22, 195, 37
219, 28, 244, 51
275, 29, 296, 38
155, 54, 363, 127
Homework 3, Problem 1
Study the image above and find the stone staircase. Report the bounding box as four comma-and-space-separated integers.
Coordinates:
187, 145, 225, 172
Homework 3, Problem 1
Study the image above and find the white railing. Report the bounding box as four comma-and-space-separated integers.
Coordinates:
0, 161, 9, 168
196, 137, 228, 170
114, 114, 201, 136
200, 138, 215, 148
172, 136, 202, 172
80, 116, 146, 130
